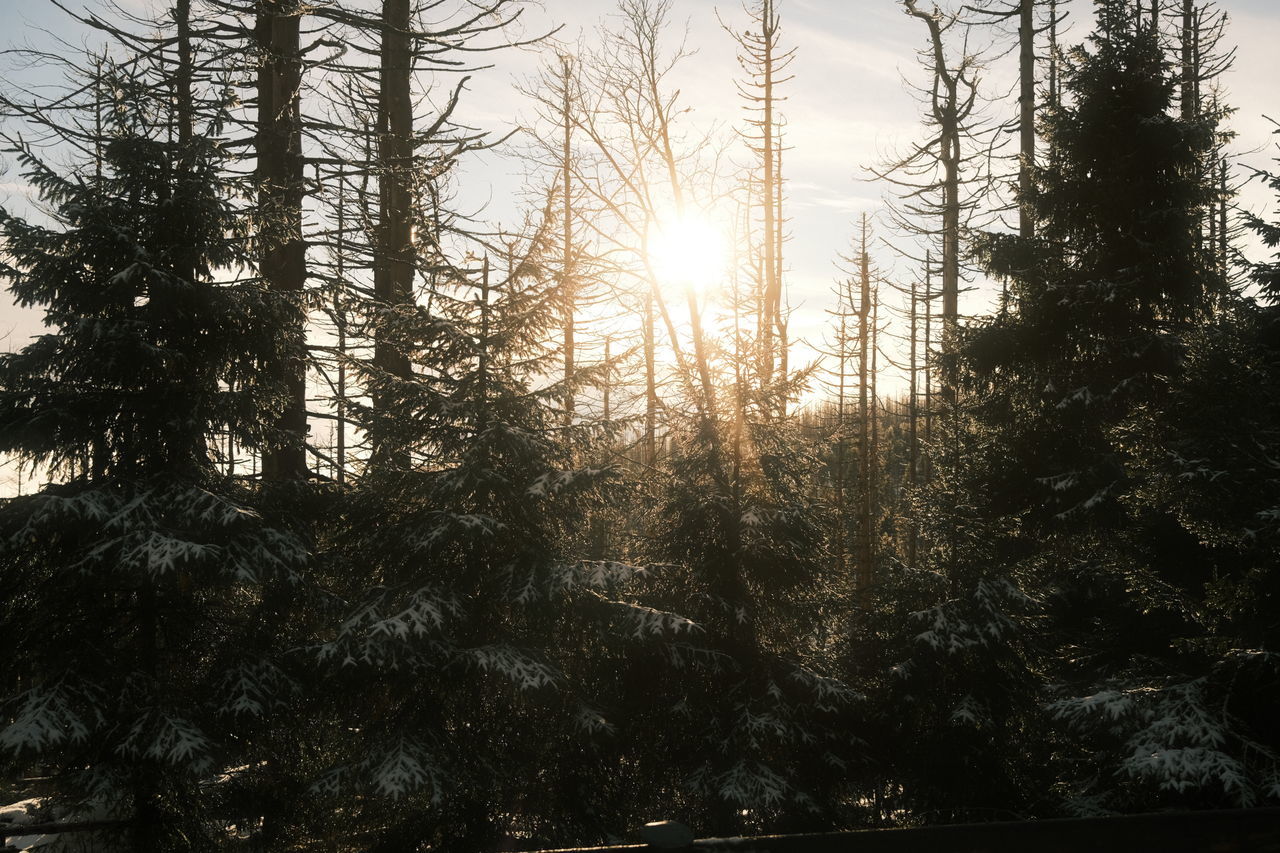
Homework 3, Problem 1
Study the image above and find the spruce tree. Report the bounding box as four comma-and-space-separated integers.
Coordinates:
1089, 120, 1280, 811
608, 259, 850, 834
315, 236, 639, 849
644, 403, 844, 833
952, 0, 1275, 814
0, 54, 310, 848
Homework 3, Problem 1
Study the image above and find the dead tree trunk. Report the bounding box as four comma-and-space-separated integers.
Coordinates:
729, 0, 792, 415
559, 55, 576, 426
1181, 0, 1198, 120
856, 215, 873, 597
835, 309, 848, 579
335, 163, 349, 486
908, 277, 919, 568
1049, 0, 1060, 108
760, 2, 779, 396
923, 252, 934, 482
257, 0, 308, 481
371, 0, 415, 468
644, 292, 657, 465
869, 279, 880, 586
904, 0, 964, 403
1018, 0, 1035, 240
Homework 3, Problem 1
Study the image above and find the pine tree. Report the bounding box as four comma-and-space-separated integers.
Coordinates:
0, 52, 310, 848
1081, 119, 1280, 812
968, 0, 1215, 541
632, 376, 848, 834
314, 237, 635, 849
955, 0, 1272, 814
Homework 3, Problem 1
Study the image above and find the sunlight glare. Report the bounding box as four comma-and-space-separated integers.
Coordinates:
647, 212, 728, 292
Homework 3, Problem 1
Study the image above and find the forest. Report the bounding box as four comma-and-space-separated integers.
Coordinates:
0, 0, 1278, 850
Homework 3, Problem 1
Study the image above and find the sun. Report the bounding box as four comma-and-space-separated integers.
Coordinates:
646, 211, 729, 292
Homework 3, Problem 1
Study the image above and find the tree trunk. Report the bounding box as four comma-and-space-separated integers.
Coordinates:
923, 253, 934, 482
602, 336, 611, 421
1219, 157, 1228, 281
856, 215, 872, 597
257, 0, 308, 481
835, 311, 848, 578
1019, 0, 1035, 240
176, 0, 193, 151
560, 56, 576, 426
1049, 0, 1060, 108
760, 0, 778, 397
868, 280, 879, 588
644, 292, 656, 465
1181, 0, 1196, 120
371, 0, 415, 468
335, 163, 348, 486
904, 0, 961, 402
908, 278, 919, 568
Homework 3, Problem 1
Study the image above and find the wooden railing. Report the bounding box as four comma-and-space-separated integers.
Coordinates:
528, 807, 1280, 853
5, 806, 1278, 851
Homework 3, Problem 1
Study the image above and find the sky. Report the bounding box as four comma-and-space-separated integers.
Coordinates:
3, 0, 1279, 381
481, 0, 1279, 362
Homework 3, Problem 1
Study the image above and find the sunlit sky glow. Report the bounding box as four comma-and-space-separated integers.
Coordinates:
3, 0, 1279, 388
467, 0, 1280, 381
647, 210, 730, 294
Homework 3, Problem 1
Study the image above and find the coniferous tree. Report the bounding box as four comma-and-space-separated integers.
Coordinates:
633, 374, 847, 835
857, 0, 1225, 821
954, 0, 1267, 814
315, 234, 640, 848
1074, 119, 1280, 813
0, 51, 310, 848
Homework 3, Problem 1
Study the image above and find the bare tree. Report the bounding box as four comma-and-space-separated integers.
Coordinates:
902, 0, 972, 334
567, 0, 727, 457
1174, 1, 1238, 286
558, 55, 578, 425
877, 0, 999, 407
369, 0, 415, 467
725, 0, 795, 413
865, 11, 1001, 585
964, 0, 1066, 239
299, 0, 533, 474
519, 51, 621, 431
855, 216, 875, 594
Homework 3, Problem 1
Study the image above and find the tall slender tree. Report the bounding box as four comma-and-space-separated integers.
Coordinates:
726, 0, 795, 412
369, 0, 417, 468
256, 0, 309, 481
